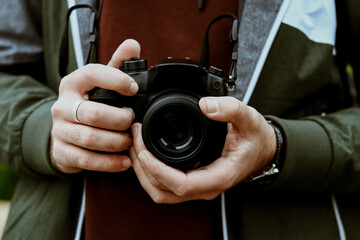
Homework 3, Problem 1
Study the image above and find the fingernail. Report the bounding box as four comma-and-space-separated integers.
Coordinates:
124, 107, 135, 120
129, 82, 139, 94
122, 159, 132, 168
205, 98, 219, 114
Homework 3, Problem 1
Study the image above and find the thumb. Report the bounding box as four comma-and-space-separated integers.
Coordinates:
199, 96, 248, 126
108, 39, 141, 68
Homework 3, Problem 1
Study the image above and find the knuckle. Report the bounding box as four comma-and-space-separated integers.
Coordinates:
75, 64, 98, 83
79, 70, 93, 84
83, 63, 98, 73
71, 127, 95, 148
87, 108, 104, 124
108, 133, 131, 152
51, 141, 72, 171
106, 140, 122, 152
247, 105, 259, 118
105, 141, 118, 152
150, 167, 163, 180
247, 107, 263, 129
71, 127, 82, 143
51, 101, 62, 119
233, 101, 245, 119
59, 64, 100, 93
78, 130, 97, 148
76, 155, 91, 168
51, 123, 62, 139
174, 184, 191, 197
149, 176, 161, 188
59, 75, 70, 93
50, 140, 62, 161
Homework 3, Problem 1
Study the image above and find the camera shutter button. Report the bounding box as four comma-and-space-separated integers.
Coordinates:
121, 59, 148, 71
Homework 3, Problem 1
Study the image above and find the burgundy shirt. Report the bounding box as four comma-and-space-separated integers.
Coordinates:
85, 1, 237, 239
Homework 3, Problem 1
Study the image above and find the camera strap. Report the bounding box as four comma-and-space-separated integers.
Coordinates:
200, 13, 240, 92
59, 0, 104, 77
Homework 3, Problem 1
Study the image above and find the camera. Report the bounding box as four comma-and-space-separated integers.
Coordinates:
89, 58, 228, 170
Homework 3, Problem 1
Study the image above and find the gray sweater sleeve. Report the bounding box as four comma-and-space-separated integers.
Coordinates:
0, 0, 43, 65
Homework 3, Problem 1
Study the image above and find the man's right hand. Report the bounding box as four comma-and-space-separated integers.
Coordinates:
50, 39, 141, 174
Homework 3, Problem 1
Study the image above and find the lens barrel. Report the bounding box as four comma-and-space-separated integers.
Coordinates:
142, 93, 209, 168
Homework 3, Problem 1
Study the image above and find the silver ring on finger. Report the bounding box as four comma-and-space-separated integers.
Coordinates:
72, 99, 87, 124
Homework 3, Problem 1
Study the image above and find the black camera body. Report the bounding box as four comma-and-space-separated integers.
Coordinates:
89, 58, 228, 170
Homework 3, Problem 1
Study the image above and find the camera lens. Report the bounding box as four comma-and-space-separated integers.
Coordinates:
142, 93, 208, 167
158, 109, 195, 149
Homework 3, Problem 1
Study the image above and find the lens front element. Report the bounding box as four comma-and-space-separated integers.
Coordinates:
158, 108, 195, 150
142, 93, 208, 168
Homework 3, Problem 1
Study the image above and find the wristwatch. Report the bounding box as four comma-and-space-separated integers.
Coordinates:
245, 120, 284, 185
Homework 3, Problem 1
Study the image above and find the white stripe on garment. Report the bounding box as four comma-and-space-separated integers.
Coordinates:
282, 0, 337, 46
66, 1, 87, 240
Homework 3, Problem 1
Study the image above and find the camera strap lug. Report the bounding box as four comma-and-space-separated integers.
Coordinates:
200, 13, 239, 92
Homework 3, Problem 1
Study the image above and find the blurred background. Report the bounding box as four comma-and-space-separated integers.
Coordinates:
0, 163, 19, 238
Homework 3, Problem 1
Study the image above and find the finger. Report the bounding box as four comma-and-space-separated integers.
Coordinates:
108, 39, 141, 68
138, 150, 224, 200
132, 123, 224, 198
137, 178, 192, 204
199, 97, 276, 162
52, 98, 135, 131
51, 140, 132, 173
130, 147, 170, 192
76, 100, 135, 131
131, 123, 147, 152
130, 148, 191, 204
60, 64, 138, 97
53, 122, 132, 152
199, 96, 246, 123
131, 124, 171, 191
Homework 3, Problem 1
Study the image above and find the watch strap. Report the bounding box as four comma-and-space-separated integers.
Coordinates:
245, 120, 284, 185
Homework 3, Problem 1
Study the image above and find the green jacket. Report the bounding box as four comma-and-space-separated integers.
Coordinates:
1, 0, 360, 239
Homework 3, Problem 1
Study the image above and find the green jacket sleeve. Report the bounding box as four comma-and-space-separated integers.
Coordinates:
0, 70, 62, 177
0, 0, 69, 178
266, 107, 360, 193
